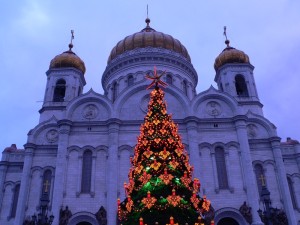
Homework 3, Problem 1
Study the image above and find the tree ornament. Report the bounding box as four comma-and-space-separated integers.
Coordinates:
141, 191, 157, 209
159, 147, 170, 160
169, 159, 179, 169
126, 195, 134, 212
193, 178, 201, 193
201, 195, 211, 212
159, 168, 174, 185
190, 192, 200, 209
181, 172, 192, 188
151, 159, 161, 171
139, 171, 152, 185
167, 189, 182, 207
143, 148, 153, 158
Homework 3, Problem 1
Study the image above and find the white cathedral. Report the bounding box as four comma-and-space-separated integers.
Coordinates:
0, 18, 299, 225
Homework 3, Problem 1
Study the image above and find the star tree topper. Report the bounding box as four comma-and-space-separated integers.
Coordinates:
145, 66, 167, 89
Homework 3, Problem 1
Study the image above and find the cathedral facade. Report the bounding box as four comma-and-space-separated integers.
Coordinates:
0, 19, 299, 225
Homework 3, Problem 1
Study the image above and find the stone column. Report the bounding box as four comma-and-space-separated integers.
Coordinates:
14, 143, 35, 225
270, 137, 297, 225
234, 117, 263, 225
106, 119, 120, 225
51, 119, 72, 225
0, 160, 8, 213
185, 118, 200, 178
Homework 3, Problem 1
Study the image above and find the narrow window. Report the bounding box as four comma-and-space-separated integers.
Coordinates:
10, 184, 20, 218
42, 170, 52, 195
81, 150, 92, 193
287, 177, 297, 209
112, 82, 118, 102
166, 74, 172, 85
215, 147, 228, 189
254, 164, 265, 196
128, 75, 134, 86
183, 80, 188, 96
53, 79, 66, 102
235, 75, 249, 97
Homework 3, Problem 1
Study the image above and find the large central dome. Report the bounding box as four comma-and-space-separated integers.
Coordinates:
107, 18, 191, 63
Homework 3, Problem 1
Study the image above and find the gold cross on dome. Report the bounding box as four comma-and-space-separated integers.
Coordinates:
259, 174, 266, 186
145, 66, 167, 89
43, 180, 50, 193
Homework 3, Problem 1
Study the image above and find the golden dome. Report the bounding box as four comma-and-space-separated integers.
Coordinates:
214, 40, 250, 71
49, 44, 86, 74
108, 18, 191, 63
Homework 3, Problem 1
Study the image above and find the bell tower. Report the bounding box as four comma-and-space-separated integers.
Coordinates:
214, 27, 262, 114
39, 31, 86, 122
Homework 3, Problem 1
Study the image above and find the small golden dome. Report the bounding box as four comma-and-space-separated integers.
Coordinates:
214, 40, 250, 71
49, 44, 86, 74
108, 18, 191, 63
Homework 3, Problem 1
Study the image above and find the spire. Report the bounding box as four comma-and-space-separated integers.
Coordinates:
223, 26, 230, 47
145, 4, 150, 27
142, 5, 155, 32
68, 30, 74, 51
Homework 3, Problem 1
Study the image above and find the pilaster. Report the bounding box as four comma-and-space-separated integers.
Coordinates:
270, 137, 297, 225
0, 161, 8, 213
14, 143, 35, 225
51, 119, 72, 225
107, 119, 121, 225
185, 118, 200, 178
234, 118, 263, 225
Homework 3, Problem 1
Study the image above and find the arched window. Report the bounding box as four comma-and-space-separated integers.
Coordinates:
42, 170, 52, 195
112, 82, 118, 102
254, 164, 265, 196
235, 75, 249, 97
287, 176, 297, 209
53, 79, 66, 102
10, 184, 20, 218
183, 80, 188, 96
81, 150, 92, 193
128, 75, 134, 86
166, 74, 172, 85
215, 147, 228, 189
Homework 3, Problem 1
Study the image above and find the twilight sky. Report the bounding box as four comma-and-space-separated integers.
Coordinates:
1, 0, 300, 151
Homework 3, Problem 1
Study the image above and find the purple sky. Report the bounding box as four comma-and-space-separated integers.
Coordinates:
1, 0, 300, 151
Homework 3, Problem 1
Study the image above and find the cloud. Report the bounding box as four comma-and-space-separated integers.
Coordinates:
15, 0, 50, 37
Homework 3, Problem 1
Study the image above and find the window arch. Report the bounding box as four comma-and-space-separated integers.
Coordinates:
42, 170, 52, 195
215, 147, 228, 189
183, 80, 188, 96
81, 150, 93, 193
128, 75, 134, 86
166, 74, 173, 85
287, 176, 297, 209
254, 164, 265, 196
112, 82, 118, 102
10, 184, 20, 218
235, 75, 249, 97
53, 79, 66, 102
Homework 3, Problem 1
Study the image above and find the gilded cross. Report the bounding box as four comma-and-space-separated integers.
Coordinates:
71, 30, 74, 44
223, 26, 228, 41
259, 174, 266, 186
43, 180, 50, 193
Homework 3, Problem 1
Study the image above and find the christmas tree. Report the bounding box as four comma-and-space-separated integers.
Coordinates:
118, 68, 214, 225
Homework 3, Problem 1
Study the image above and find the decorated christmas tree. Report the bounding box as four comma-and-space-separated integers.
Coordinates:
118, 68, 214, 225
